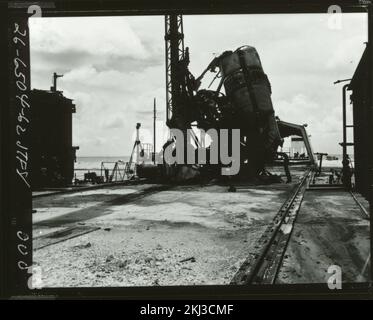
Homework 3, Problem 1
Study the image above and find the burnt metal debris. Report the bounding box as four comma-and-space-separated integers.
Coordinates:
139, 15, 316, 183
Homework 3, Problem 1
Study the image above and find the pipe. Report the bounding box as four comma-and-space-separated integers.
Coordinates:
316, 152, 327, 176
52, 72, 63, 92
342, 83, 349, 165
153, 98, 156, 164
342, 83, 353, 190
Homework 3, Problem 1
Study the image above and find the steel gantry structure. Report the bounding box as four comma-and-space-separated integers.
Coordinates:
164, 15, 185, 127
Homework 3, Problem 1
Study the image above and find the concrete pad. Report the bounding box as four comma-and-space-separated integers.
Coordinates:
277, 190, 370, 284
33, 183, 296, 287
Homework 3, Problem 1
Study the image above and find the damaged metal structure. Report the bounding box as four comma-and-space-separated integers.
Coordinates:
2, 0, 373, 297
138, 15, 316, 183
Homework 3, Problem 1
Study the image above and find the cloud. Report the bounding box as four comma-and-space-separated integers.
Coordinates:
30, 17, 147, 57
100, 116, 125, 129
325, 35, 367, 71
276, 93, 343, 153
29, 16, 164, 93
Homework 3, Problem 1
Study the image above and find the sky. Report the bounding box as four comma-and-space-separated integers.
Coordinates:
29, 13, 367, 157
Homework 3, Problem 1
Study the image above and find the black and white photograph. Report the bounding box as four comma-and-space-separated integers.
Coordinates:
1, 0, 373, 302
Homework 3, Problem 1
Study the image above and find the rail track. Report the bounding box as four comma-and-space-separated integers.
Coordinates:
34, 167, 369, 284
350, 191, 370, 219
231, 169, 312, 285
230, 167, 371, 285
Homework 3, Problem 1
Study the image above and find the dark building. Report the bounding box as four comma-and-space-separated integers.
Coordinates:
30, 89, 78, 189
349, 47, 371, 199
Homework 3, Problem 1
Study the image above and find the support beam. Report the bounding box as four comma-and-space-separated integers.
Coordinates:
164, 14, 184, 126
153, 97, 156, 164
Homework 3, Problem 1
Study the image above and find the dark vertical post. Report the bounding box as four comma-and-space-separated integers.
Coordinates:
368, 4, 373, 284
342, 84, 352, 189
165, 14, 184, 127
6, 9, 33, 295
136, 123, 141, 163
319, 154, 324, 176
342, 84, 348, 163
169, 15, 182, 121
153, 97, 156, 164
52, 72, 57, 91
164, 15, 188, 164
51, 72, 63, 92
165, 16, 170, 123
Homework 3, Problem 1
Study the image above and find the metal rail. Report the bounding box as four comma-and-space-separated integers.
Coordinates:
231, 168, 370, 285
350, 191, 370, 219
231, 169, 311, 285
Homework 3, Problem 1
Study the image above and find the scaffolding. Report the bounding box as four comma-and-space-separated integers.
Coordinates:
165, 14, 185, 125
